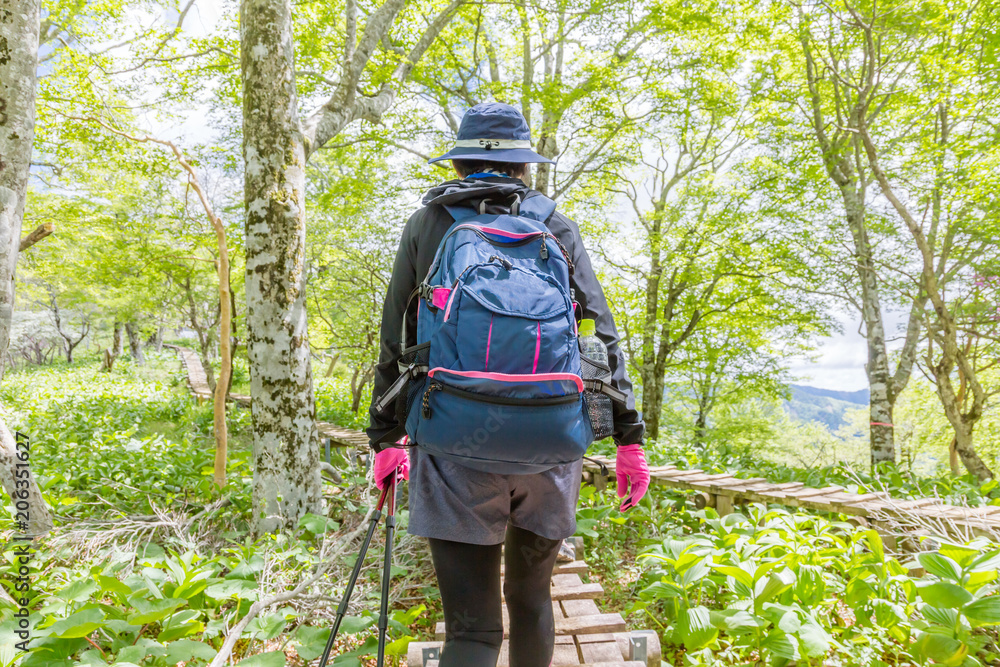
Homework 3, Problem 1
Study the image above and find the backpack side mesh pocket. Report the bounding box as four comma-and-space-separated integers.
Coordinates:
580, 354, 614, 440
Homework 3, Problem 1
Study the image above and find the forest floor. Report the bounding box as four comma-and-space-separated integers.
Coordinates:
1, 350, 998, 666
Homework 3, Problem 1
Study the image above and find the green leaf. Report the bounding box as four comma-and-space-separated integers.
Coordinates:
58, 579, 99, 602
918, 582, 974, 609
639, 581, 684, 600
235, 651, 286, 667
390, 604, 426, 626
293, 626, 330, 661
48, 608, 106, 638
114, 646, 147, 663
162, 639, 218, 664
338, 615, 375, 635
385, 635, 412, 656
871, 599, 907, 628
864, 530, 885, 563
95, 575, 132, 600
204, 579, 258, 600
710, 609, 763, 634
248, 613, 286, 641
913, 631, 968, 667
755, 568, 795, 605
679, 606, 718, 650
762, 632, 799, 661
939, 543, 983, 569
298, 513, 338, 535
127, 597, 185, 625
157, 615, 204, 642
712, 565, 753, 589
918, 552, 963, 582
964, 596, 1000, 625
798, 619, 832, 658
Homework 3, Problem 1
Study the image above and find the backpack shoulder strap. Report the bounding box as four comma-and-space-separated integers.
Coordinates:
444, 204, 479, 222
518, 194, 556, 222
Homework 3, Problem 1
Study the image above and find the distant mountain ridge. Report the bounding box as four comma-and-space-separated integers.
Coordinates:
783, 384, 869, 430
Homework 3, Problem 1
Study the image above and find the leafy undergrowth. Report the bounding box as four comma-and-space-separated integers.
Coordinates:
576, 484, 1000, 666
0, 354, 431, 666
3, 355, 999, 666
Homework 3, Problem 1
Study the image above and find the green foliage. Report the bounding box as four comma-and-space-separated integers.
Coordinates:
576, 484, 1000, 666
0, 357, 423, 665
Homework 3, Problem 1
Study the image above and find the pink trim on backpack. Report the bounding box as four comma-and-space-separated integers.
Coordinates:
532, 321, 541, 373
432, 287, 451, 310
485, 315, 493, 370
427, 368, 585, 393
457, 224, 542, 240
443, 287, 459, 321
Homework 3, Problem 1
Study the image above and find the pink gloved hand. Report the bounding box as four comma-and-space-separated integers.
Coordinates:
615, 444, 650, 512
373, 436, 409, 490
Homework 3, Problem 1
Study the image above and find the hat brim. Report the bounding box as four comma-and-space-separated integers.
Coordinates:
428, 146, 554, 164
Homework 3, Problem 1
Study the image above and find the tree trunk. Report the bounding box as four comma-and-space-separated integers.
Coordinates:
149, 326, 164, 352
124, 322, 145, 365
325, 352, 340, 377
198, 343, 217, 394
0, 0, 51, 536
241, 0, 322, 534
840, 186, 896, 467
0, 0, 40, 383
0, 419, 53, 536
102, 321, 124, 372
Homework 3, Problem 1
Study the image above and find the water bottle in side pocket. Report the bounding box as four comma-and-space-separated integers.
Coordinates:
578, 319, 614, 440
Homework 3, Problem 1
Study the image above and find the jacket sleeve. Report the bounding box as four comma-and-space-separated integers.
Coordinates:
366, 211, 421, 450
549, 212, 646, 446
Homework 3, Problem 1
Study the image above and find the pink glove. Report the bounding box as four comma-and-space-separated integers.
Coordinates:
615, 444, 650, 512
373, 436, 409, 490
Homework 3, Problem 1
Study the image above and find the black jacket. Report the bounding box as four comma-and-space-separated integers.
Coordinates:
366, 175, 645, 449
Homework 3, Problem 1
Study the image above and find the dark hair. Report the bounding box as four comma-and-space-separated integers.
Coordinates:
452, 159, 528, 181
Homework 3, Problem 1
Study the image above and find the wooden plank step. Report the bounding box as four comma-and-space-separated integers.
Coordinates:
562, 598, 601, 617
556, 613, 628, 636
552, 573, 584, 587
918, 505, 1000, 519
504, 583, 604, 602
501, 560, 588, 576
704, 477, 767, 490
435, 607, 626, 639
660, 469, 705, 478
410, 641, 645, 666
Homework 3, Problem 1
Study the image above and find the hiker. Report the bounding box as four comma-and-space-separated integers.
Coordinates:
366, 102, 649, 667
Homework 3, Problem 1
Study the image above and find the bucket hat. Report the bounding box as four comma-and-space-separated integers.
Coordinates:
428, 102, 554, 164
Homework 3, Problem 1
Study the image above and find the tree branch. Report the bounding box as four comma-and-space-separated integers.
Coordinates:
18, 223, 54, 252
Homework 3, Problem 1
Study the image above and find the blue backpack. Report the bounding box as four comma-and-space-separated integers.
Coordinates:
375, 193, 621, 473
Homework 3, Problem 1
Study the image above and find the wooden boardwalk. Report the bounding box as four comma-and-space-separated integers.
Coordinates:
581, 455, 1000, 541
407, 547, 659, 666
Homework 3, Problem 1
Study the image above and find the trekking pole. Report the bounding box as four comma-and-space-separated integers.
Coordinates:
317, 482, 391, 667
376, 476, 397, 667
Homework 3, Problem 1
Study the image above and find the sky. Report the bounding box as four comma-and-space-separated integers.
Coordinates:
788, 313, 869, 391
788, 307, 917, 392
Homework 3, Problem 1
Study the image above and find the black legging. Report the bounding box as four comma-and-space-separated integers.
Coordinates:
428, 525, 562, 667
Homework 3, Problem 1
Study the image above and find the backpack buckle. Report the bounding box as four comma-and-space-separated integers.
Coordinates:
417, 282, 435, 301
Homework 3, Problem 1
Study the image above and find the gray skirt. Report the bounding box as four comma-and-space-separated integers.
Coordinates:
407, 447, 584, 545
